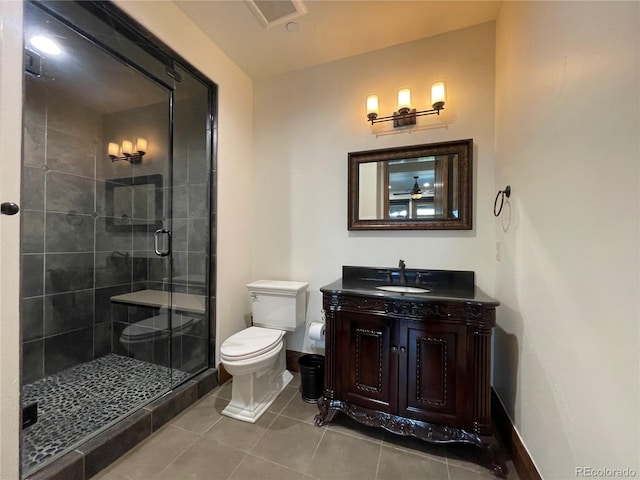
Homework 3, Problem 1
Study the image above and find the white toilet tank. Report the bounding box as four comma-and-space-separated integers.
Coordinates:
247, 280, 309, 332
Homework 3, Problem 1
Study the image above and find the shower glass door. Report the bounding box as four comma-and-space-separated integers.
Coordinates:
21, 2, 177, 474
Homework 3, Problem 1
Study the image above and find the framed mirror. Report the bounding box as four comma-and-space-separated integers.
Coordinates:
105, 174, 163, 231
348, 139, 472, 230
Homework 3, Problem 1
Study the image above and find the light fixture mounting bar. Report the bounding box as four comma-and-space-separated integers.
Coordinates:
368, 106, 443, 127
109, 152, 145, 164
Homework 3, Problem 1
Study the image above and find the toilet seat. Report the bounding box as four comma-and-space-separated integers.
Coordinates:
121, 313, 196, 343
220, 326, 284, 361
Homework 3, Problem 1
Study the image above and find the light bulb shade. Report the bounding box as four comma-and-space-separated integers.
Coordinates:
135, 137, 147, 153
108, 142, 120, 157
431, 81, 446, 109
366, 95, 379, 116
121, 140, 133, 155
397, 88, 411, 112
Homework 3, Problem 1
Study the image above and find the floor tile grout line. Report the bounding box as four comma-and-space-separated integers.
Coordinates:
250, 409, 280, 450
150, 431, 207, 480
305, 424, 328, 478
278, 411, 323, 426
446, 459, 454, 480
276, 385, 298, 413
379, 431, 449, 466
223, 450, 250, 480
169, 396, 226, 437
234, 451, 309, 479
374, 437, 383, 480
325, 424, 383, 446
147, 423, 203, 477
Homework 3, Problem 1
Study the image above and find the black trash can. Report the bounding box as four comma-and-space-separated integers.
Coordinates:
298, 354, 325, 403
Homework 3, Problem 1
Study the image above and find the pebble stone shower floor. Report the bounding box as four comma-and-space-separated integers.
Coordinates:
21, 354, 190, 474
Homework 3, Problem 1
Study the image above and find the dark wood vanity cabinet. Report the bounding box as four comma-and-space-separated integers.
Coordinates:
337, 311, 466, 425
316, 291, 506, 478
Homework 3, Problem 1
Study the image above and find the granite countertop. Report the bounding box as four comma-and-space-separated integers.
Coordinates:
320, 266, 499, 307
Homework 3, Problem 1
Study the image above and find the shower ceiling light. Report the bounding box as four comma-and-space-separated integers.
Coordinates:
29, 35, 61, 55
366, 81, 446, 128
108, 138, 147, 164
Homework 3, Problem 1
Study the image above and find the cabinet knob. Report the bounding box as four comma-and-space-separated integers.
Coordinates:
400, 346, 406, 353
391, 346, 398, 352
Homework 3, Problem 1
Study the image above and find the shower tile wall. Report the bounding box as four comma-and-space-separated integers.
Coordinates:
22, 76, 104, 383
22, 71, 211, 384
21, 78, 165, 383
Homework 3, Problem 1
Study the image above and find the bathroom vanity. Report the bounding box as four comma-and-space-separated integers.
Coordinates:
317, 266, 506, 477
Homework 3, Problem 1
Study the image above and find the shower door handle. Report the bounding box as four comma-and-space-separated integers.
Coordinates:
154, 229, 171, 257
1, 202, 19, 215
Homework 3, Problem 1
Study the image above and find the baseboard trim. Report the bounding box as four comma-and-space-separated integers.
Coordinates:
286, 350, 304, 372
218, 363, 232, 384
491, 388, 542, 480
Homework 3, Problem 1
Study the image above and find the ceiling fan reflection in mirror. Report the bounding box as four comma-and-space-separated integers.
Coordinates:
393, 176, 423, 199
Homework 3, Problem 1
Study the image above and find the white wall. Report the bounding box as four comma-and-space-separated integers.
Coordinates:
494, 1, 640, 477
113, 1, 254, 365
253, 23, 497, 352
0, 1, 24, 476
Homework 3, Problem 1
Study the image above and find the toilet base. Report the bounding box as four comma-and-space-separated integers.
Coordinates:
222, 351, 293, 423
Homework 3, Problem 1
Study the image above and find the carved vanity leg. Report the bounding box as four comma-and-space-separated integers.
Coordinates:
314, 397, 337, 426
480, 436, 508, 478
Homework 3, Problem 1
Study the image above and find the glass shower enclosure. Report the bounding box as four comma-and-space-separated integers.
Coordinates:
20, 1, 214, 475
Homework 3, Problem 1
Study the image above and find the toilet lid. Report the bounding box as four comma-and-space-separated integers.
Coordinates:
220, 326, 284, 361
121, 313, 196, 342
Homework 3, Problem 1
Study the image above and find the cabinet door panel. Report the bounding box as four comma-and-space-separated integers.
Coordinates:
399, 321, 466, 425
337, 312, 395, 413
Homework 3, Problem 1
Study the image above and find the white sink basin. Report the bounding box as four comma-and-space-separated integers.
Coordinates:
376, 285, 430, 294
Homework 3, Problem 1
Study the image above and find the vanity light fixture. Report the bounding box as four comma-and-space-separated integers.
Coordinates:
108, 138, 147, 164
366, 81, 446, 128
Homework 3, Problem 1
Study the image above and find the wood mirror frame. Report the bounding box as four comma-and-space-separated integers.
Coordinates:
348, 139, 472, 230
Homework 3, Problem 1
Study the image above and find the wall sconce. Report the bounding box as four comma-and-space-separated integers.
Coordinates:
366, 81, 446, 128
108, 138, 147, 164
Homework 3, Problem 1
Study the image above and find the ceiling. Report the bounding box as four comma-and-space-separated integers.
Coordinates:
174, 0, 502, 80
25, 2, 168, 114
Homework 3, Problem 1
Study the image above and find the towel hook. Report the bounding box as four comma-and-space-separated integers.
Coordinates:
494, 185, 511, 217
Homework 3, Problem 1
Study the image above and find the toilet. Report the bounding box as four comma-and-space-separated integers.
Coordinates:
220, 280, 309, 423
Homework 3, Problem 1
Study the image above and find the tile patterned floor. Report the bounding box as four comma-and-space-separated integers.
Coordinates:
91, 373, 520, 480
22, 354, 191, 475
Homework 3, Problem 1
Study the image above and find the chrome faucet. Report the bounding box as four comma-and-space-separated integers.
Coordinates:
398, 259, 407, 285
